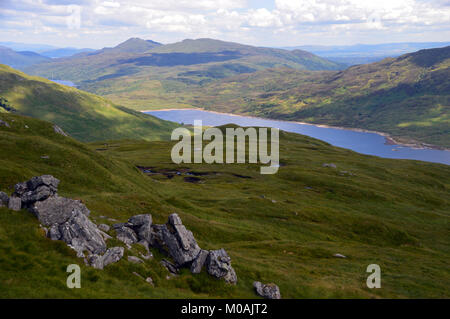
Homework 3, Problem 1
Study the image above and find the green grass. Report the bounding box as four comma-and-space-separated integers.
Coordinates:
0, 112, 449, 298
0, 64, 177, 142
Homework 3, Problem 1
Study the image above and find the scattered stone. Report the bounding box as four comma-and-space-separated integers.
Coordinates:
0, 191, 9, 207
53, 124, 68, 137
323, 163, 337, 168
253, 281, 281, 299
98, 224, 110, 232
89, 247, 124, 269
333, 253, 347, 258
0, 119, 10, 128
139, 252, 153, 260
133, 272, 144, 280
128, 256, 143, 264
161, 259, 179, 275
8, 196, 21, 211
190, 249, 209, 274
40, 155, 50, 159
145, 277, 154, 285
206, 249, 237, 284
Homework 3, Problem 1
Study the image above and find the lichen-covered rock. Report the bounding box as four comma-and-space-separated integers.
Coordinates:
190, 249, 209, 274
98, 224, 110, 232
128, 214, 152, 242
114, 224, 138, 245
8, 196, 21, 211
13, 175, 60, 207
0, 191, 9, 207
55, 210, 107, 256
206, 249, 237, 284
89, 247, 124, 269
151, 213, 201, 267
30, 196, 90, 226
253, 281, 281, 299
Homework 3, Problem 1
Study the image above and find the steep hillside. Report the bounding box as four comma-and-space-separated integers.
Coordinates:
0, 112, 449, 298
190, 46, 450, 148
0, 64, 177, 142
25, 38, 342, 109
0, 46, 51, 69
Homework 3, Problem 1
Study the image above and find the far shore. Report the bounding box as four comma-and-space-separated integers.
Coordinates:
141, 108, 449, 151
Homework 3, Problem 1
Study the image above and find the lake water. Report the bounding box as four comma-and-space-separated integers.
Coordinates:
49, 79, 77, 87
146, 109, 450, 166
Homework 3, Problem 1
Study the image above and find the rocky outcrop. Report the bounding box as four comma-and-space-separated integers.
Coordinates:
253, 281, 281, 299
0, 191, 9, 207
151, 213, 201, 267
5, 175, 238, 284
53, 124, 68, 137
8, 175, 115, 267
206, 249, 237, 284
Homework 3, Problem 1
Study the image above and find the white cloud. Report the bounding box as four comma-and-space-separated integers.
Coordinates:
0, 0, 449, 47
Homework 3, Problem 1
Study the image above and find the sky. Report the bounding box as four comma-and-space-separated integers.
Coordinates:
0, 0, 449, 49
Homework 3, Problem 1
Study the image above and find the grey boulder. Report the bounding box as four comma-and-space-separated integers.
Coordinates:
30, 196, 90, 226
89, 247, 124, 270
0, 191, 9, 207
206, 249, 237, 284
8, 196, 21, 211
253, 281, 281, 299
128, 214, 152, 242
114, 224, 138, 245
190, 249, 209, 274
151, 213, 201, 267
51, 210, 107, 256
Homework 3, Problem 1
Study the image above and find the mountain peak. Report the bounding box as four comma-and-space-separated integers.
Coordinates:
112, 37, 162, 53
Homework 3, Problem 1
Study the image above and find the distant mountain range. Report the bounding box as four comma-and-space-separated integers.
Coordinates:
282, 42, 450, 66
0, 46, 51, 69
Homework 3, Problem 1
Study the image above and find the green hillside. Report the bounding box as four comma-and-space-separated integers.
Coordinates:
189, 46, 450, 148
1, 112, 449, 298
25, 38, 342, 110
0, 64, 177, 142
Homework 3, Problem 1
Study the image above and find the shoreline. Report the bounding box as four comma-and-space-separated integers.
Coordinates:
141, 108, 449, 151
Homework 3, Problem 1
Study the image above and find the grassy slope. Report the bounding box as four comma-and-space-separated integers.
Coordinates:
190, 47, 450, 148
0, 64, 177, 142
1, 112, 449, 298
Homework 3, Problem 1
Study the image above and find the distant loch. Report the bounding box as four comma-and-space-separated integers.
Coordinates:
146, 109, 450, 166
